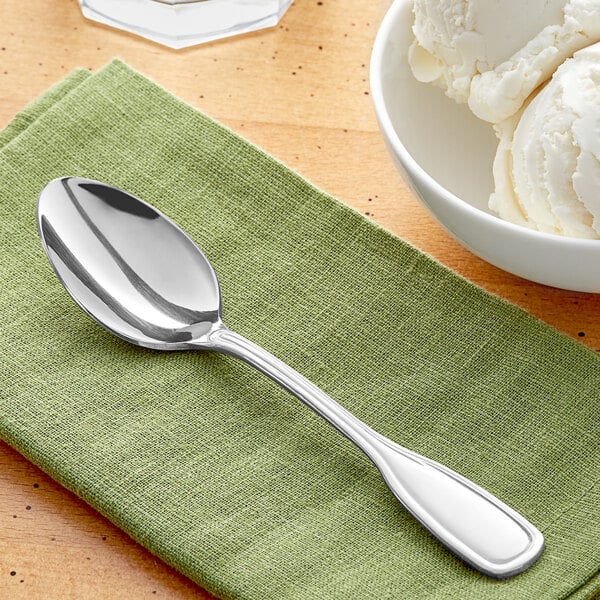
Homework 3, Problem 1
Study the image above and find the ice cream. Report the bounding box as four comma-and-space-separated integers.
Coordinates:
409, 0, 600, 123
490, 43, 600, 238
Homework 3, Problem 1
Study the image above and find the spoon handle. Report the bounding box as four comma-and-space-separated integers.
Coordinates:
207, 327, 544, 579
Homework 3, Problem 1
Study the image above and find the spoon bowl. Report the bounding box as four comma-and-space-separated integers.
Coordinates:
37, 177, 544, 578
37, 177, 222, 349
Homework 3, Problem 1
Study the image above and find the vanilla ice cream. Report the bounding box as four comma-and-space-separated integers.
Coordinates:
490, 43, 600, 238
409, 0, 600, 123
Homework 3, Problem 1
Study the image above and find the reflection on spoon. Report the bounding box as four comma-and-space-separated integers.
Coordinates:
37, 177, 544, 578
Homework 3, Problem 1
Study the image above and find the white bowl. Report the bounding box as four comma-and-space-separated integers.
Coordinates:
370, 0, 600, 293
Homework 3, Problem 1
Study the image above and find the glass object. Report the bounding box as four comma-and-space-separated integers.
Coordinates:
79, 0, 293, 49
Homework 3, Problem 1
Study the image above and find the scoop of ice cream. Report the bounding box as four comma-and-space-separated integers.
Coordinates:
489, 43, 600, 238
409, 0, 600, 123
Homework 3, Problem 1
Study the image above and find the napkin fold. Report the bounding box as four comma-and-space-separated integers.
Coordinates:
0, 60, 599, 599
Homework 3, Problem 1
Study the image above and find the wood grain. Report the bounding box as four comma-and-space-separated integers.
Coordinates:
1, 0, 599, 597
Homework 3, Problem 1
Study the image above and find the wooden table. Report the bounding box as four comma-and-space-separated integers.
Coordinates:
1, 1, 599, 597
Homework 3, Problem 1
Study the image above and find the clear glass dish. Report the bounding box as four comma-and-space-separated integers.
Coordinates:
79, 0, 293, 49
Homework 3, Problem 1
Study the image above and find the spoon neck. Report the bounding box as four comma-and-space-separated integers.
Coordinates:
204, 327, 381, 450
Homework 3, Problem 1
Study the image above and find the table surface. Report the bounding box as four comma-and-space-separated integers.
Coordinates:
2, 0, 600, 597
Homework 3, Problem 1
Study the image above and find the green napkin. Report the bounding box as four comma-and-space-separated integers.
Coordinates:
1, 60, 599, 600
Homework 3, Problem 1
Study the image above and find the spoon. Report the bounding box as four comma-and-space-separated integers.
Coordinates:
36, 177, 544, 578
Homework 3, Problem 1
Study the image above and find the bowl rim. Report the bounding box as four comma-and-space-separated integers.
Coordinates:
369, 0, 600, 249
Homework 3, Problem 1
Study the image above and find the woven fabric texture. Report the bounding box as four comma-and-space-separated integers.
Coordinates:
0, 61, 599, 599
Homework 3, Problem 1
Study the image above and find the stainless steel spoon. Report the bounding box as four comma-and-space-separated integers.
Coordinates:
37, 177, 544, 578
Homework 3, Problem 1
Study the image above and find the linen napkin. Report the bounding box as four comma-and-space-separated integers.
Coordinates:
0, 60, 599, 600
